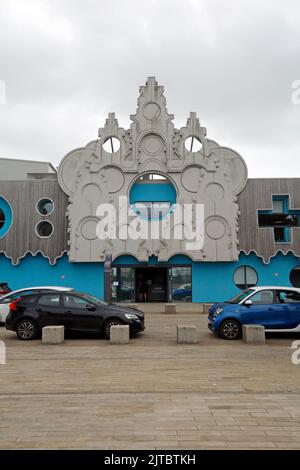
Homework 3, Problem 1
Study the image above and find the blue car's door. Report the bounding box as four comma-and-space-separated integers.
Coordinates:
276, 290, 300, 330
240, 289, 286, 328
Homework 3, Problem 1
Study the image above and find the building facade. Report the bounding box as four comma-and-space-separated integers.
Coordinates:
1, 77, 300, 302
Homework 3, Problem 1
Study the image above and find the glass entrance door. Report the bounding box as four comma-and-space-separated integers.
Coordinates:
111, 267, 134, 303
170, 266, 192, 302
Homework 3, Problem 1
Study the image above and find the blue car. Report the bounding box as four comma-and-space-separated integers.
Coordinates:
172, 283, 192, 301
208, 286, 300, 340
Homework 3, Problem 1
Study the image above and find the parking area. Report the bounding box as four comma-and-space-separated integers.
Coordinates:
0, 311, 300, 449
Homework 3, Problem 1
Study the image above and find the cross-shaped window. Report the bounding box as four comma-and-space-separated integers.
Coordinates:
258, 195, 300, 243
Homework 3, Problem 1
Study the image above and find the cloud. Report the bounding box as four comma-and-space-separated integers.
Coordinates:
0, 0, 299, 177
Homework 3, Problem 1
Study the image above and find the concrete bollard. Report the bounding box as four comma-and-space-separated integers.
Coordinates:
165, 303, 177, 314
203, 304, 213, 314
110, 325, 130, 344
42, 326, 64, 345
177, 325, 198, 344
242, 324, 265, 344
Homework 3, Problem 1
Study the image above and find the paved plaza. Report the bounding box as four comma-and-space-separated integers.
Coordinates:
0, 308, 300, 450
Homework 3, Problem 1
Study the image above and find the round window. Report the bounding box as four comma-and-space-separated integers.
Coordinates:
0, 196, 13, 238
35, 221, 54, 238
36, 198, 54, 216
184, 136, 202, 153
0, 208, 4, 230
290, 266, 300, 287
102, 137, 121, 153
234, 266, 258, 290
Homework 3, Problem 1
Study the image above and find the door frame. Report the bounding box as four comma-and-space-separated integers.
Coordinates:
111, 263, 192, 303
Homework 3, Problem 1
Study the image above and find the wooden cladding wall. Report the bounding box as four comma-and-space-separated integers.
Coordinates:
0, 180, 68, 264
1, 177, 300, 265
237, 178, 300, 263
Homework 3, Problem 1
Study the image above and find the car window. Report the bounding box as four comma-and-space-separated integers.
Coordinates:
38, 294, 60, 307
276, 290, 300, 304
248, 290, 275, 305
63, 295, 92, 309
227, 289, 255, 304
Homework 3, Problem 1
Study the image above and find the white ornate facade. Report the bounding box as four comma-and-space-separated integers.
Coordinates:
58, 77, 248, 263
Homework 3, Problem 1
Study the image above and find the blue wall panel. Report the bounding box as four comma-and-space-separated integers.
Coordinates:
129, 183, 176, 204
0, 251, 299, 303
0, 253, 104, 299
192, 252, 299, 302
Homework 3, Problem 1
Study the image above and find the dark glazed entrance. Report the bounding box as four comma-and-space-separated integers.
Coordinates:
135, 267, 168, 302
111, 264, 192, 303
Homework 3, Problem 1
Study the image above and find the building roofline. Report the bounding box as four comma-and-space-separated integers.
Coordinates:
0, 157, 56, 172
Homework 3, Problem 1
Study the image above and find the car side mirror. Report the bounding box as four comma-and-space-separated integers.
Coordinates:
244, 299, 253, 307
86, 305, 96, 312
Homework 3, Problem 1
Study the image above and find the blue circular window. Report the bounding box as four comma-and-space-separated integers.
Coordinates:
129, 173, 177, 220
0, 196, 13, 238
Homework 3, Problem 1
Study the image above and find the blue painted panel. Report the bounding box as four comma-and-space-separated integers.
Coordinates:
113, 254, 192, 266
0, 253, 104, 299
1, 251, 299, 303
129, 183, 176, 204
0, 196, 13, 239
192, 252, 300, 302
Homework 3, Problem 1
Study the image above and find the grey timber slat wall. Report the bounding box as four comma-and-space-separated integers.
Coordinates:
237, 178, 300, 262
0, 180, 68, 264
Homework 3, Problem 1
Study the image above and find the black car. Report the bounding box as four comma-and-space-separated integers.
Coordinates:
5, 291, 145, 340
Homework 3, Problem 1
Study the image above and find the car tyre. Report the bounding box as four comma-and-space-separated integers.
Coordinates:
103, 318, 124, 340
16, 319, 37, 340
219, 319, 241, 340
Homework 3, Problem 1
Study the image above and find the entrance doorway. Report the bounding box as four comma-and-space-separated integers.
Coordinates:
111, 265, 192, 303
135, 267, 168, 302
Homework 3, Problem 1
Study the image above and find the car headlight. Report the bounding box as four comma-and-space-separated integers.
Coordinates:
124, 313, 139, 320
215, 307, 223, 315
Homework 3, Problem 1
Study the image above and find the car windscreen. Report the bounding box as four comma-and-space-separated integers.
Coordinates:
79, 294, 108, 306
226, 289, 255, 304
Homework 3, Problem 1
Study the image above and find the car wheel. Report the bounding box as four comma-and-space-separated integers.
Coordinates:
103, 318, 123, 340
220, 319, 241, 340
173, 294, 180, 301
16, 319, 37, 340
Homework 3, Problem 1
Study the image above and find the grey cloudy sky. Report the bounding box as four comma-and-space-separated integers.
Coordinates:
0, 0, 300, 177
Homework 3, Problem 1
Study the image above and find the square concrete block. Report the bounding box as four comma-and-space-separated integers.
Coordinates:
203, 303, 213, 314
242, 324, 265, 344
177, 325, 198, 344
42, 326, 64, 345
165, 303, 177, 314
110, 325, 130, 344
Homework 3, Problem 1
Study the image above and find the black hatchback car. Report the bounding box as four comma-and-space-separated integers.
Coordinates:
5, 291, 145, 340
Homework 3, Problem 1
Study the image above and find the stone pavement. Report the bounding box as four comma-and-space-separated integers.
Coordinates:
0, 312, 300, 449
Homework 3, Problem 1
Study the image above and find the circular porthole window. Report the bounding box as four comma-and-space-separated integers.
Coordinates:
102, 136, 121, 153
290, 266, 300, 287
0, 208, 4, 230
184, 136, 202, 153
35, 221, 54, 238
36, 198, 54, 216
234, 266, 258, 290
0, 196, 13, 239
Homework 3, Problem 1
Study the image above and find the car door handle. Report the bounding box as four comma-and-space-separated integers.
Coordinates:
65, 310, 73, 315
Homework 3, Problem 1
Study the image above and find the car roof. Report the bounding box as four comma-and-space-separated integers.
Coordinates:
0, 287, 74, 301
249, 286, 300, 292
17, 290, 88, 298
